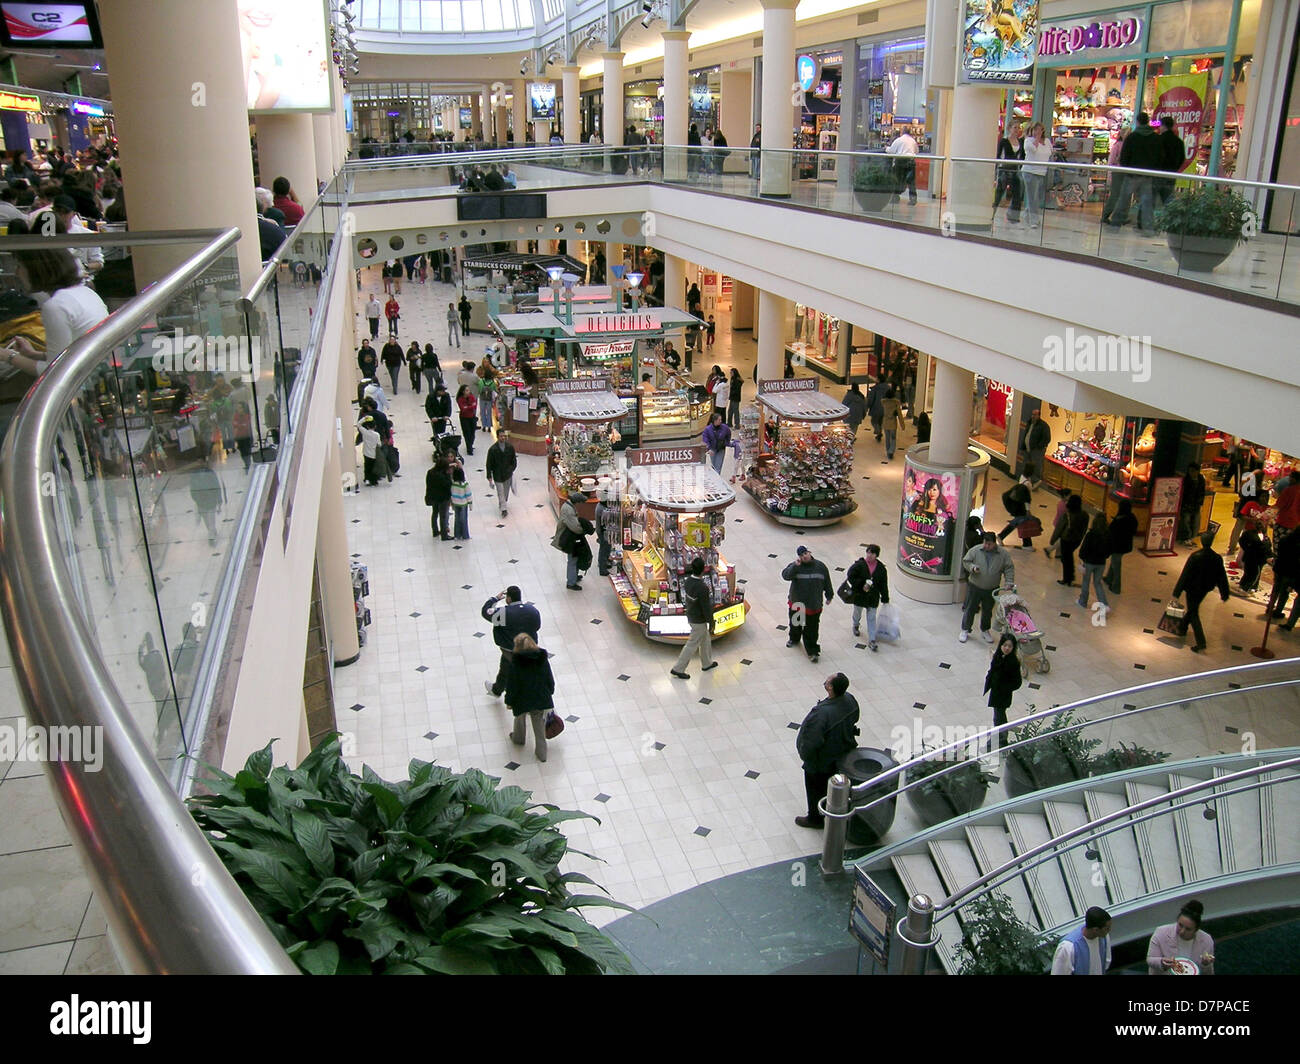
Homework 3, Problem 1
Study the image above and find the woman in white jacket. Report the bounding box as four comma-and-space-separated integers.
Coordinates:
1022, 123, 1054, 229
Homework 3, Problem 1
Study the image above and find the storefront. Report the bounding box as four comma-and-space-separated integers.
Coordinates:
624, 80, 663, 141
580, 89, 602, 140
742, 378, 857, 525
0, 90, 50, 155
1020, 0, 1261, 177
970, 376, 1018, 459
611, 444, 749, 643
689, 66, 721, 133
852, 32, 935, 160
796, 50, 842, 180
788, 306, 913, 386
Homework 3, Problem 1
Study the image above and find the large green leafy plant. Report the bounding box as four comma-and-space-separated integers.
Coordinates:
956, 893, 1053, 975
853, 163, 898, 193
1155, 185, 1258, 243
189, 736, 635, 974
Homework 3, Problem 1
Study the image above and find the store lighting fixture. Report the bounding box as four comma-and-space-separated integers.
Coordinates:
626, 271, 643, 289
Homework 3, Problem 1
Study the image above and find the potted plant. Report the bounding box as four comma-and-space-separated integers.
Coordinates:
852, 162, 899, 213
955, 893, 1053, 975
1004, 709, 1100, 797
1089, 741, 1170, 777
189, 735, 635, 974
904, 745, 999, 828
1155, 185, 1258, 273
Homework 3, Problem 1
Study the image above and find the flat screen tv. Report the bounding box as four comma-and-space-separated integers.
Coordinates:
0, 1, 102, 46
813, 80, 837, 100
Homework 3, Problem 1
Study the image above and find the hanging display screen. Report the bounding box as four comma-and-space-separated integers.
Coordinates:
959, 0, 1041, 85
529, 82, 557, 121
239, 0, 333, 112
0, 2, 101, 46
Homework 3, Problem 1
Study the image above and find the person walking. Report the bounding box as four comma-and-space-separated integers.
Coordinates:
845, 544, 889, 651
703, 411, 731, 475
1022, 122, 1052, 228
482, 587, 541, 699
1237, 514, 1272, 595
476, 364, 497, 434
405, 341, 423, 393
880, 384, 903, 460
1077, 512, 1111, 612
384, 294, 400, 339
421, 343, 442, 393
1050, 493, 1088, 586
357, 338, 378, 380
424, 455, 453, 540
458, 293, 472, 337
726, 368, 743, 429
365, 294, 381, 339
671, 558, 719, 679
594, 486, 619, 575
1051, 907, 1113, 976
232, 401, 253, 473
794, 673, 859, 829
782, 545, 834, 662
749, 124, 762, 181
1155, 115, 1185, 208
960, 531, 1015, 643
425, 381, 452, 438
1023, 407, 1051, 487
554, 490, 594, 590
380, 337, 404, 394
992, 122, 1025, 225
446, 302, 461, 348
1178, 462, 1208, 545
1147, 899, 1216, 975
189, 451, 226, 546
998, 477, 1034, 547
886, 126, 918, 204
842, 383, 867, 436
867, 379, 885, 441
450, 463, 473, 539
1109, 111, 1165, 233
1100, 123, 1132, 225
1271, 527, 1300, 630
983, 633, 1022, 750
484, 430, 517, 517
1171, 531, 1230, 653
456, 384, 478, 455
505, 633, 555, 763
1104, 498, 1139, 593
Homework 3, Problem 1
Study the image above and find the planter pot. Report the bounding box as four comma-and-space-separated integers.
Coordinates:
1004, 749, 1088, 798
906, 771, 990, 828
1165, 233, 1237, 273
854, 188, 895, 214
837, 747, 899, 846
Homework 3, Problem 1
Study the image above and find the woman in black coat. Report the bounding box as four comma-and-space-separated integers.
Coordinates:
984, 633, 1023, 749
1104, 498, 1138, 594
845, 544, 889, 651
505, 633, 555, 762
1049, 493, 1088, 586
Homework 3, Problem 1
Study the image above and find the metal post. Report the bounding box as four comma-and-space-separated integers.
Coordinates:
819, 772, 851, 875
897, 893, 938, 975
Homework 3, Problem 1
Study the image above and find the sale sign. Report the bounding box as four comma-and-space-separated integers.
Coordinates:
1153, 72, 1208, 176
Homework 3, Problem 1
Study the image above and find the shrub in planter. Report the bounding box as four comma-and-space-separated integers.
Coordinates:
905, 745, 998, 828
189, 736, 635, 974
853, 163, 898, 211
1155, 185, 1258, 272
956, 893, 1053, 975
1004, 709, 1100, 797
1089, 741, 1170, 777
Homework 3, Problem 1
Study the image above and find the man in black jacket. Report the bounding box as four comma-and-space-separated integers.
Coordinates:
425, 382, 452, 437
1023, 407, 1051, 488
795, 673, 859, 828
1155, 115, 1185, 207
783, 546, 834, 662
1269, 527, 1300, 629
484, 430, 518, 517
425, 458, 453, 541
671, 558, 719, 679
1171, 531, 1230, 653
357, 339, 378, 380
482, 587, 541, 697
1110, 112, 1166, 232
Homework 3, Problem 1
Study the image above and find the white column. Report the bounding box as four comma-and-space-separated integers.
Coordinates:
719, 68, 752, 174
663, 253, 686, 309
759, 0, 797, 196
98, 0, 262, 287
929, 360, 975, 467
312, 111, 335, 190
534, 120, 550, 143
602, 53, 625, 147
513, 78, 528, 144
948, 87, 1002, 230
318, 432, 360, 666
757, 289, 789, 381
662, 30, 690, 181
258, 114, 318, 209
481, 88, 493, 142
471, 95, 483, 140
562, 66, 581, 143
495, 98, 508, 144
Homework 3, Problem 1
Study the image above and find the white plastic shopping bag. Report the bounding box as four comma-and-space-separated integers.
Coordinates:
875, 602, 902, 642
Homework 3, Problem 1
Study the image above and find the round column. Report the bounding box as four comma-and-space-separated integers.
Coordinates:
757, 289, 788, 381
98, 0, 262, 287
318, 432, 361, 667
513, 78, 528, 144
759, 0, 798, 197
562, 66, 581, 143
662, 30, 690, 181
948, 87, 1003, 231
471, 95, 483, 140
259, 114, 318, 207
602, 52, 625, 155
930, 360, 975, 466
481, 88, 493, 142
495, 98, 509, 144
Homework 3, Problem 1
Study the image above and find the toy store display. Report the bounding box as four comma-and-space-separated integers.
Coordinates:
610, 446, 749, 644
744, 378, 856, 526
1115, 420, 1157, 502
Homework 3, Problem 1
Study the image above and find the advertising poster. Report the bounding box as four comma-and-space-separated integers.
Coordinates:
1152, 72, 1208, 177
459, 107, 473, 130
959, 0, 1041, 85
899, 458, 960, 577
239, 0, 332, 112
529, 82, 557, 121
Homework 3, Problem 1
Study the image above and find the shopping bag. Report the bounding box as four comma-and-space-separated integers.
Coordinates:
544, 710, 565, 739
875, 602, 902, 641
1018, 516, 1043, 540
1164, 597, 1187, 619
1156, 612, 1183, 634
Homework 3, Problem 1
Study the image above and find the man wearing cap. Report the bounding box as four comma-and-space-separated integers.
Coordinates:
782, 546, 834, 663
1051, 907, 1113, 975
960, 532, 1015, 643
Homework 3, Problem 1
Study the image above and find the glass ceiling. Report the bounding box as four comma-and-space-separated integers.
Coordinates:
356, 0, 536, 33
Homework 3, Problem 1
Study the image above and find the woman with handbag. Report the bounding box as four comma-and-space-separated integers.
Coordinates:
983, 634, 1023, 750
505, 633, 555, 762
998, 478, 1035, 547
555, 490, 594, 590
844, 544, 889, 651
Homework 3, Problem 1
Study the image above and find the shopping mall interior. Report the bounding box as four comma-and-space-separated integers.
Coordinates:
0, 0, 1298, 983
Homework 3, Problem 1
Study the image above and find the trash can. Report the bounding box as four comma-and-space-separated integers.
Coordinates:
837, 747, 900, 846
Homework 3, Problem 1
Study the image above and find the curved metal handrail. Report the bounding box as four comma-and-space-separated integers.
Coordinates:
0, 228, 297, 974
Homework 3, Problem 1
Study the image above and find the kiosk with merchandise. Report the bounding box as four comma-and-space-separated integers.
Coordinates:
544, 376, 625, 520
610, 445, 749, 644
640, 371, 713, 443
742, 378, 856, 526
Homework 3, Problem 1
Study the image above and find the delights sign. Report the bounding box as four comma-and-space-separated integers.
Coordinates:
574, 313, 656, 334
1039, 15, 1144, 58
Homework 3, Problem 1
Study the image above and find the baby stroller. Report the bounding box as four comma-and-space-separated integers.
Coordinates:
433, 427, 463, 463
993, 585, 1050, 676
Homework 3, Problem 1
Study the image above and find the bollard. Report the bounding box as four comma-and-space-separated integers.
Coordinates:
819, 773, 851, 875
897, 893, 938, 975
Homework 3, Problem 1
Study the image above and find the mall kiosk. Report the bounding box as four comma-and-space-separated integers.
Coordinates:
544, 375, 626, 522
742, 378, 857, 526
611, 444, 750, 645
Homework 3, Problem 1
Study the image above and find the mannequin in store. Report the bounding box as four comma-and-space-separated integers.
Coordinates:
794, 303, 805, 342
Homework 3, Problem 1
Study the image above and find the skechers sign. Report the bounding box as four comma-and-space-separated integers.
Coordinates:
796, 55, 819, 92
959, 0, 1041, 85
1040, 15, 1143, 58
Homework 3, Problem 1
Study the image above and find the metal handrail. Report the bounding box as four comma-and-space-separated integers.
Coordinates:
0, 229, 234, 249
245, 180, 338, 303
932, 754, 1300, 918
820, 659, 1300, 873
0, 227, 297, 974
949, 154, 1300, 194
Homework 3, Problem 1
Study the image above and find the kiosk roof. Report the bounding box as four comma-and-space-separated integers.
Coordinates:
756, 389, 850, 422
546, 388, 627, 421
627, 462, 736, 511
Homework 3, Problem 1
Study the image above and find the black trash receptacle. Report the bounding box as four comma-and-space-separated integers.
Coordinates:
837, 747, 900, 846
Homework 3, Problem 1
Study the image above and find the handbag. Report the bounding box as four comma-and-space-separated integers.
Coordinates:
1018, 516, 1043, 539
544, 710, 564, 739
836, 579, 855, 604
